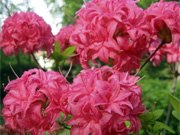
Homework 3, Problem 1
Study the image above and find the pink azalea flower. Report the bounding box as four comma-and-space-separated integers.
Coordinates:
0, 12, 54, 56
69, 0, 149, 72
55, 25, 75, 51
2, 69, 70, 134
144, 1, 180, 65
66, 66, 145, 135
103, 115, 141, 135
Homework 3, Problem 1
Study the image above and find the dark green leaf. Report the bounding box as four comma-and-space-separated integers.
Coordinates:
153, 121, 175, 134
138, 0, 158, 9
140, 109, 164, 126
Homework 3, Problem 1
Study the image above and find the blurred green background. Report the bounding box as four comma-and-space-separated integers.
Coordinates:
0, 0, 179, 134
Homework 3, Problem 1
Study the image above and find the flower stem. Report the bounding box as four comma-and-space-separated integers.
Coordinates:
140, 41, 164, 71
9, 63, 19, 78
32, 54, 44, 70
65, 62, 73, 78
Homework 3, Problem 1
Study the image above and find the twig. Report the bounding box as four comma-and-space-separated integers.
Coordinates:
32, 54, 43, 69
58, 66, 63, 75
9, 63, 19, 78
16, 53, 23, 73
65, 62, 73, 78
139, 41, 164, 71
7, 76, 10, 82
26, 0, 31, 11
1, 1, 11, 17
137, 75, 145, 82
43, 52, 46, 69
163, 104, 172, 135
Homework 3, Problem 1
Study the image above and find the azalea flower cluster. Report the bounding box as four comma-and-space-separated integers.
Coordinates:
55, 25, 75, 51
0, 12, 54, 56
66, 66, 145, 135
56, 0, 180, 69
145, 1, 180, 65
2, 69, 70, 134
63, 0, 149, 72
2, 67, 145, 135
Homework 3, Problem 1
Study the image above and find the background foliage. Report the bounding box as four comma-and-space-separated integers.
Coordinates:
0, 0, 179, 134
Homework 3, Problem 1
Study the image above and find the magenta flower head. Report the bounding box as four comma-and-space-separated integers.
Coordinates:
55, 25, 75, 51
0, 12, 54, 56
70, 0, 149, 72
145, 1, 180, 65
66, 66, 145, 135
2, 69, 70, 134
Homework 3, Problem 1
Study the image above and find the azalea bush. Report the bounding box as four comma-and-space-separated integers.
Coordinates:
0, 0, 180, 135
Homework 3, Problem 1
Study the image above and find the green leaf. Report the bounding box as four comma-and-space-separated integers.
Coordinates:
58, 129, 70, 135
140, 109, 164, 126
54, 41, 62, 54
51, 42, 74, 63
153, 121, 175, 134
137, 0, 158, 9
62, 46, 76, 57
151, 110, 164, 120
168, 94, 180, 114
172, 111, 180, 121
51, 41, 63, 60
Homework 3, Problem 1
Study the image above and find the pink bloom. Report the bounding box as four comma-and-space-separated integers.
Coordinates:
0, 12, 54, 56
103, 115, 141, 135
70, 0, 149, 72
66, 66, 145, 135
55, 25, 75, 51
144, 1, 180, 65
2, 69, 70, 135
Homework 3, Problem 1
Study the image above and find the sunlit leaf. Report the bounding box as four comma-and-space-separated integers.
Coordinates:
51, 41, 65, 61
168, 94, 180, 114
53, 41, 62, 55
62, 46, 76, 57
172, 111, 180, 121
